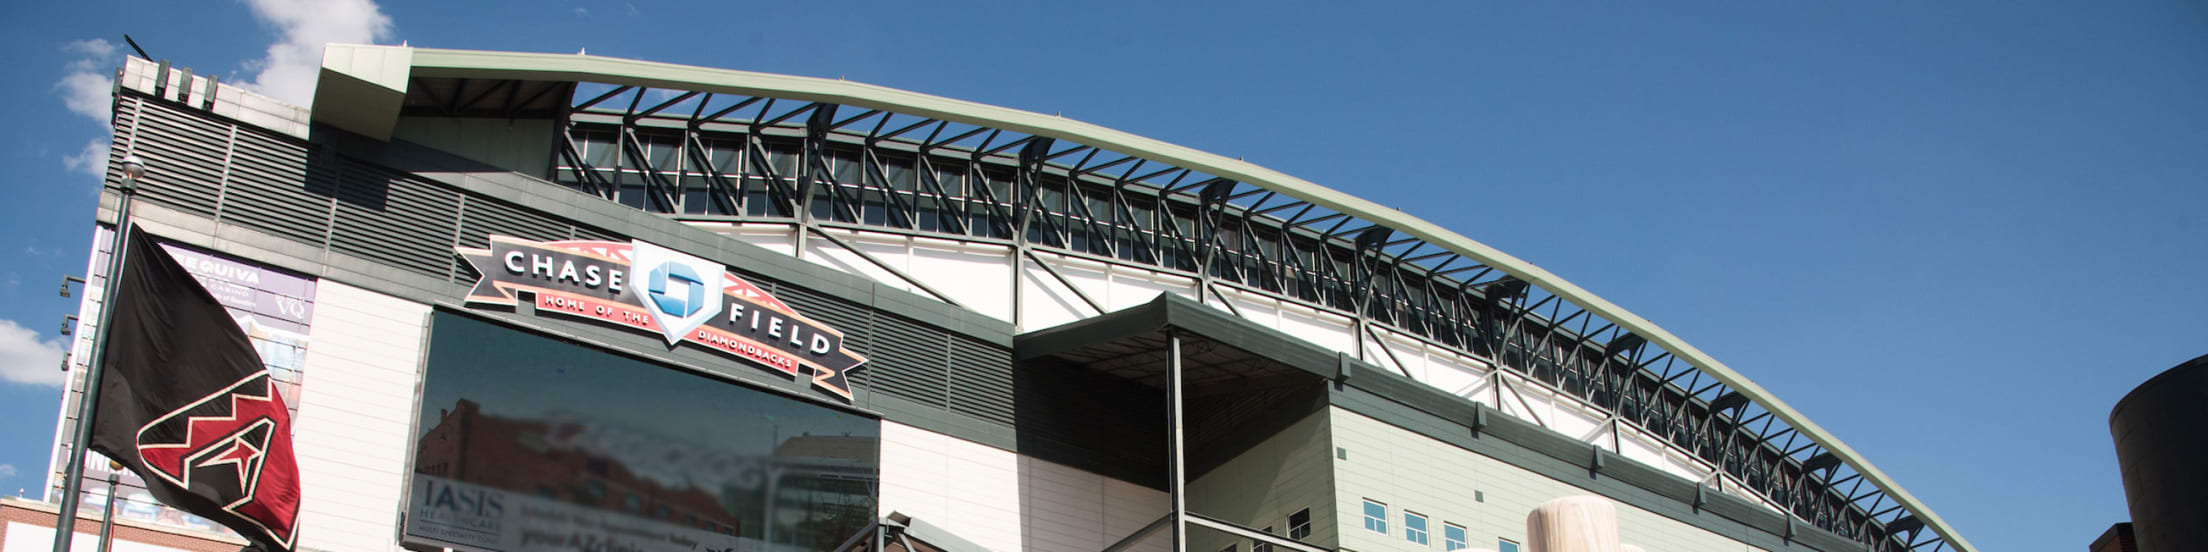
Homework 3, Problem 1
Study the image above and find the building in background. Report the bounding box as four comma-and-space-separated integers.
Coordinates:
13, 45, 1976, 552
2088, 523, 2135, 552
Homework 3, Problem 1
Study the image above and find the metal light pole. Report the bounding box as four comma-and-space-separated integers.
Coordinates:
96, 460, 121, 552
1165, 331, 1186, 552
52, 154, 144, 552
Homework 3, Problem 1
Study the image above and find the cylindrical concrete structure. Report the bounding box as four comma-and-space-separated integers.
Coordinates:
1525, 496, 1620, 552
2110, 353, 2208, 551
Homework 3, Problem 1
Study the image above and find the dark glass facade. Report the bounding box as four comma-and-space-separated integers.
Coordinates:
405, 311, 879, 552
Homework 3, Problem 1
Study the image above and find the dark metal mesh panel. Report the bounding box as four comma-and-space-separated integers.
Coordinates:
220, 131, 333, 244
330, 163, 461, 279
459, 195, 569, 246
867, 315, 950, 410
130, 99, 229, 217
947, 334, 1015, 426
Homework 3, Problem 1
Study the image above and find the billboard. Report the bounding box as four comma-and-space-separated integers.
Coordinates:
455, 235, 868, 401
405, 312, 879, 552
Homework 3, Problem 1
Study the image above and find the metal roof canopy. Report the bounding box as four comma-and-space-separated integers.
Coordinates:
1016, 294, 1332, 484
313, 44, 1971, 552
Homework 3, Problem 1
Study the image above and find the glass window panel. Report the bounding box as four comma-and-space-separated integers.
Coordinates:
1404, 512, 1428, 545
862, 194, 888, 226
767, 146, 797, 177
984, 170, 1012, 203
929, 163, 962, 196
708, 139, 740, 172
915, 196, 941, 233
1444, 524, 1467, 551
810, 187, 837, 221
646, 136, 680, 169
618, 183, 647, 209
581, 131, 619, 167
681, 176, 715, 215
883, 157, 915, 192
830, 151, 861, 183
745, 183, 775, 217
1362, 500, 1388, 534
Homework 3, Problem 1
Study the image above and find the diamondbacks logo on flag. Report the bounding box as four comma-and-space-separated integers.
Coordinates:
136, 372, 300, 547
455, 235, 869, 401
88, 227, 302, 551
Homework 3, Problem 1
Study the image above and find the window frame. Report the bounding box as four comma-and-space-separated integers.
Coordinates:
1498, 538, 1522, 552
1442, 523, 1468, 551
1288, 508, 1312, 540
1361, 499, 1389, 535
1403, 510, 1429, 545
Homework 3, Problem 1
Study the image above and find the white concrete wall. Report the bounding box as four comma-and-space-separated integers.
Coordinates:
1330, 407, 1757, 552
877, 422, 1168, 552
291, 282, 432, 552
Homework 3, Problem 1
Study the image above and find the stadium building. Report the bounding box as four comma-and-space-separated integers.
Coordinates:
15, 46, 1973, 552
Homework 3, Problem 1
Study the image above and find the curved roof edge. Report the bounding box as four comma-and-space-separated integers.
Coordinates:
319, 44, 1972, 552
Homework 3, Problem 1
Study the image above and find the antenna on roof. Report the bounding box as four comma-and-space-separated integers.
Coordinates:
122, 34, 150, 60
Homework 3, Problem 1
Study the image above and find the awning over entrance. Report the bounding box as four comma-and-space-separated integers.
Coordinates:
1010, 293, 1345, 552
1012, 293, 1342, 483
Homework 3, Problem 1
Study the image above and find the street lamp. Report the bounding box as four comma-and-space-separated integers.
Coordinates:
118, 155, 144, 182
52, 152, 147, 552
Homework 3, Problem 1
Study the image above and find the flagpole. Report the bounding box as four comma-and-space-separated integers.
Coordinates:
52, 155, 144, 552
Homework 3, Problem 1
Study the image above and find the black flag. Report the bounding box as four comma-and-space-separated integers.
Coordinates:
86, 226, 302, 550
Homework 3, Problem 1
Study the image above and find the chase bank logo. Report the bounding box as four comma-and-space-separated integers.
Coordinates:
627, 241, 725, 344
648, 263, 707, 317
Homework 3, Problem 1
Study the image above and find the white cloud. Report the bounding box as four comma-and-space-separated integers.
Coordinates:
62, 138, 109, 179
62, 39, 116, 60
0, 319, 67, 387
238, 0, 396, 106
0, 464, 17, 480
56, 39, 119, 122
573, 6, 589, 16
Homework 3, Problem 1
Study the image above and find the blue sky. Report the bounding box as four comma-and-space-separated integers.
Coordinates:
0, 1, 2202, 550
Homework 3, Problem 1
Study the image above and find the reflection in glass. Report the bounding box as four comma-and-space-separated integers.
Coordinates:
407, 312, 879, 552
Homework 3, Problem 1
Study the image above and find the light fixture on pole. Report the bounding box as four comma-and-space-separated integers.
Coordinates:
51, 153, 144, 552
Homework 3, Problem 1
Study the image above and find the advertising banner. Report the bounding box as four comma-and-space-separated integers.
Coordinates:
410, 476, 752, 552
